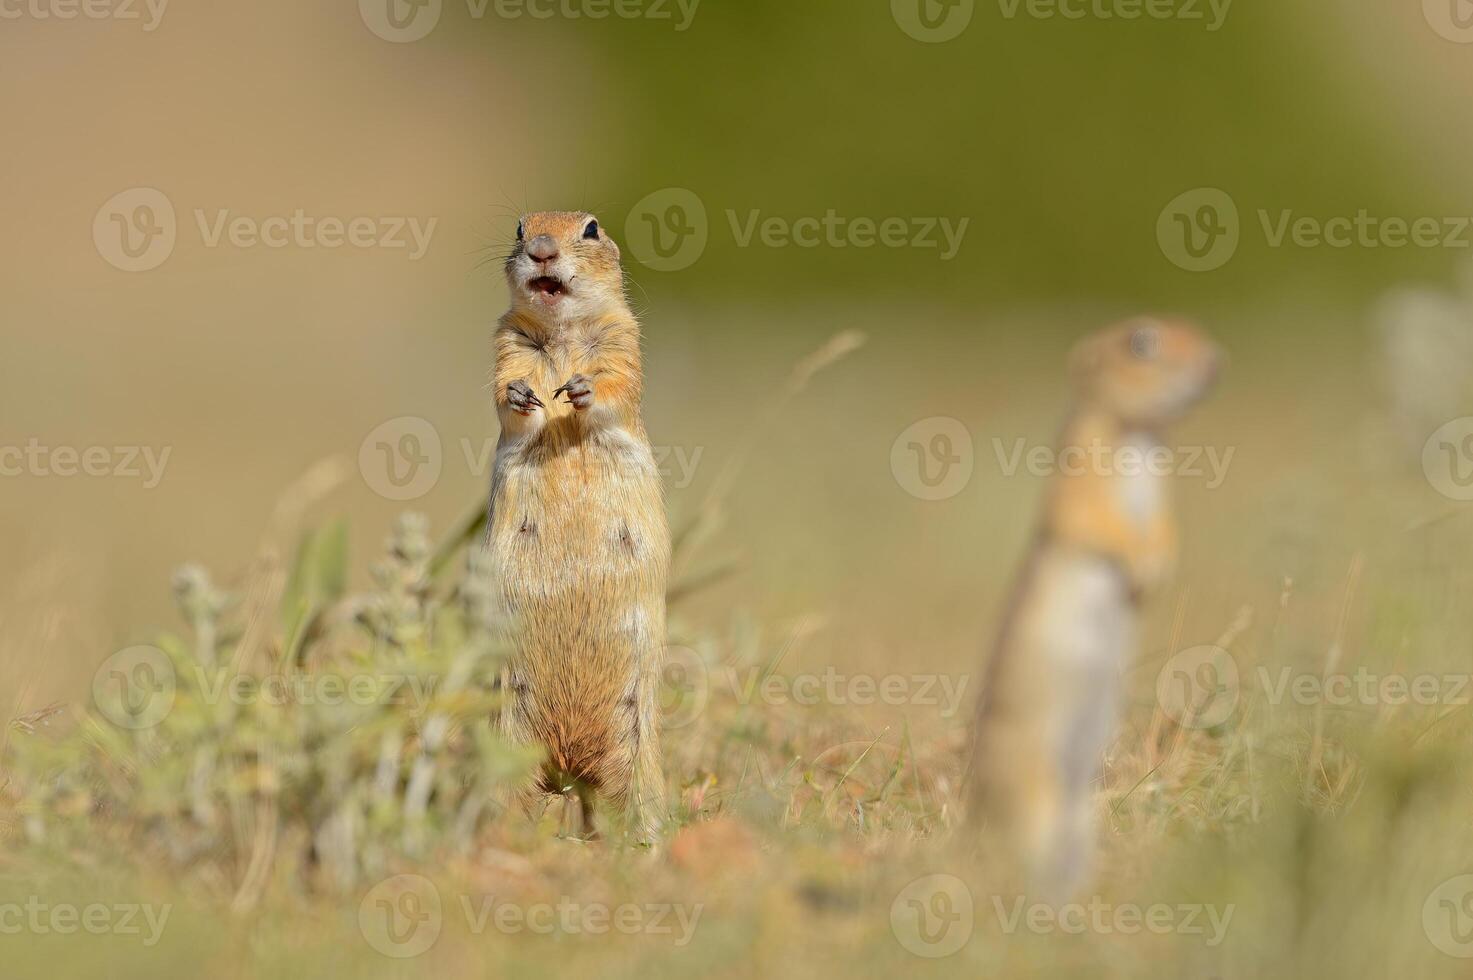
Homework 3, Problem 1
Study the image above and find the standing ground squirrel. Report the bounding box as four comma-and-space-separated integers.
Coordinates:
485, 210, 669, 840
967, 317, 1222, 895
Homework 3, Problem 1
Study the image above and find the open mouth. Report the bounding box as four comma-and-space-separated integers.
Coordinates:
528, 276, 566, 298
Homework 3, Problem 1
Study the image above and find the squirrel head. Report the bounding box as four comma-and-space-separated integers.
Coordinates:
505, 211, 627, 323
1069, 317, 1223, 427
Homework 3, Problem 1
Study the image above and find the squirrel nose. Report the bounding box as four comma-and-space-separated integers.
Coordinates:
527, 235, 559, 263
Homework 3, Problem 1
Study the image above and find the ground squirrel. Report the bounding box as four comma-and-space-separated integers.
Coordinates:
967, 317, 1222, 895
485, 210, 669, 840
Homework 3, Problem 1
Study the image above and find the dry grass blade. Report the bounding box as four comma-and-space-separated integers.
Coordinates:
674, 330, 867, 569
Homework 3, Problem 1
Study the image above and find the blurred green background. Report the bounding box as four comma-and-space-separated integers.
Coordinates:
4, 0, 1473, 756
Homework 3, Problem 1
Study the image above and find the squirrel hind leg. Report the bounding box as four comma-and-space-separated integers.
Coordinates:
626, 721, 669, 844
556, 779, 601, 842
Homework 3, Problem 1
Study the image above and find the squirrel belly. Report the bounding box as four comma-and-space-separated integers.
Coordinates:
488, 428, 668, 802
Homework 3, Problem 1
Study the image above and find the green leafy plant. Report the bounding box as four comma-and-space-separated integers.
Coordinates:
6, 513, 539, 907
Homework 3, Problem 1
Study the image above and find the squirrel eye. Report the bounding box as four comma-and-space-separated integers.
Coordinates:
583, 219, 600, 240
516, 221, 524, 241
1129, 327, 1160, 360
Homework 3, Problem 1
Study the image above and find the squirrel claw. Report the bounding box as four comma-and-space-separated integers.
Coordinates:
507, 379, 543, 415
553, 374, 594, 410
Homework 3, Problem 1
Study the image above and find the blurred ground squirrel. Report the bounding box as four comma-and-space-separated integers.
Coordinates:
485, 210, 669, 840
967, 317, 1222, 894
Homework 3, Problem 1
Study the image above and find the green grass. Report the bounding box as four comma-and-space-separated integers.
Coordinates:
5, 328, 1473, 980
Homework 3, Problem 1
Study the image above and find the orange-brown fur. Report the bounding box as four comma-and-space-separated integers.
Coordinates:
486, 211, 669, 840
968, 317, 1222, 895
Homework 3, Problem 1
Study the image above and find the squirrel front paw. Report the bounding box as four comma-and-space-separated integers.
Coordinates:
507, 379, 544, 416
552, 374, 594, 411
